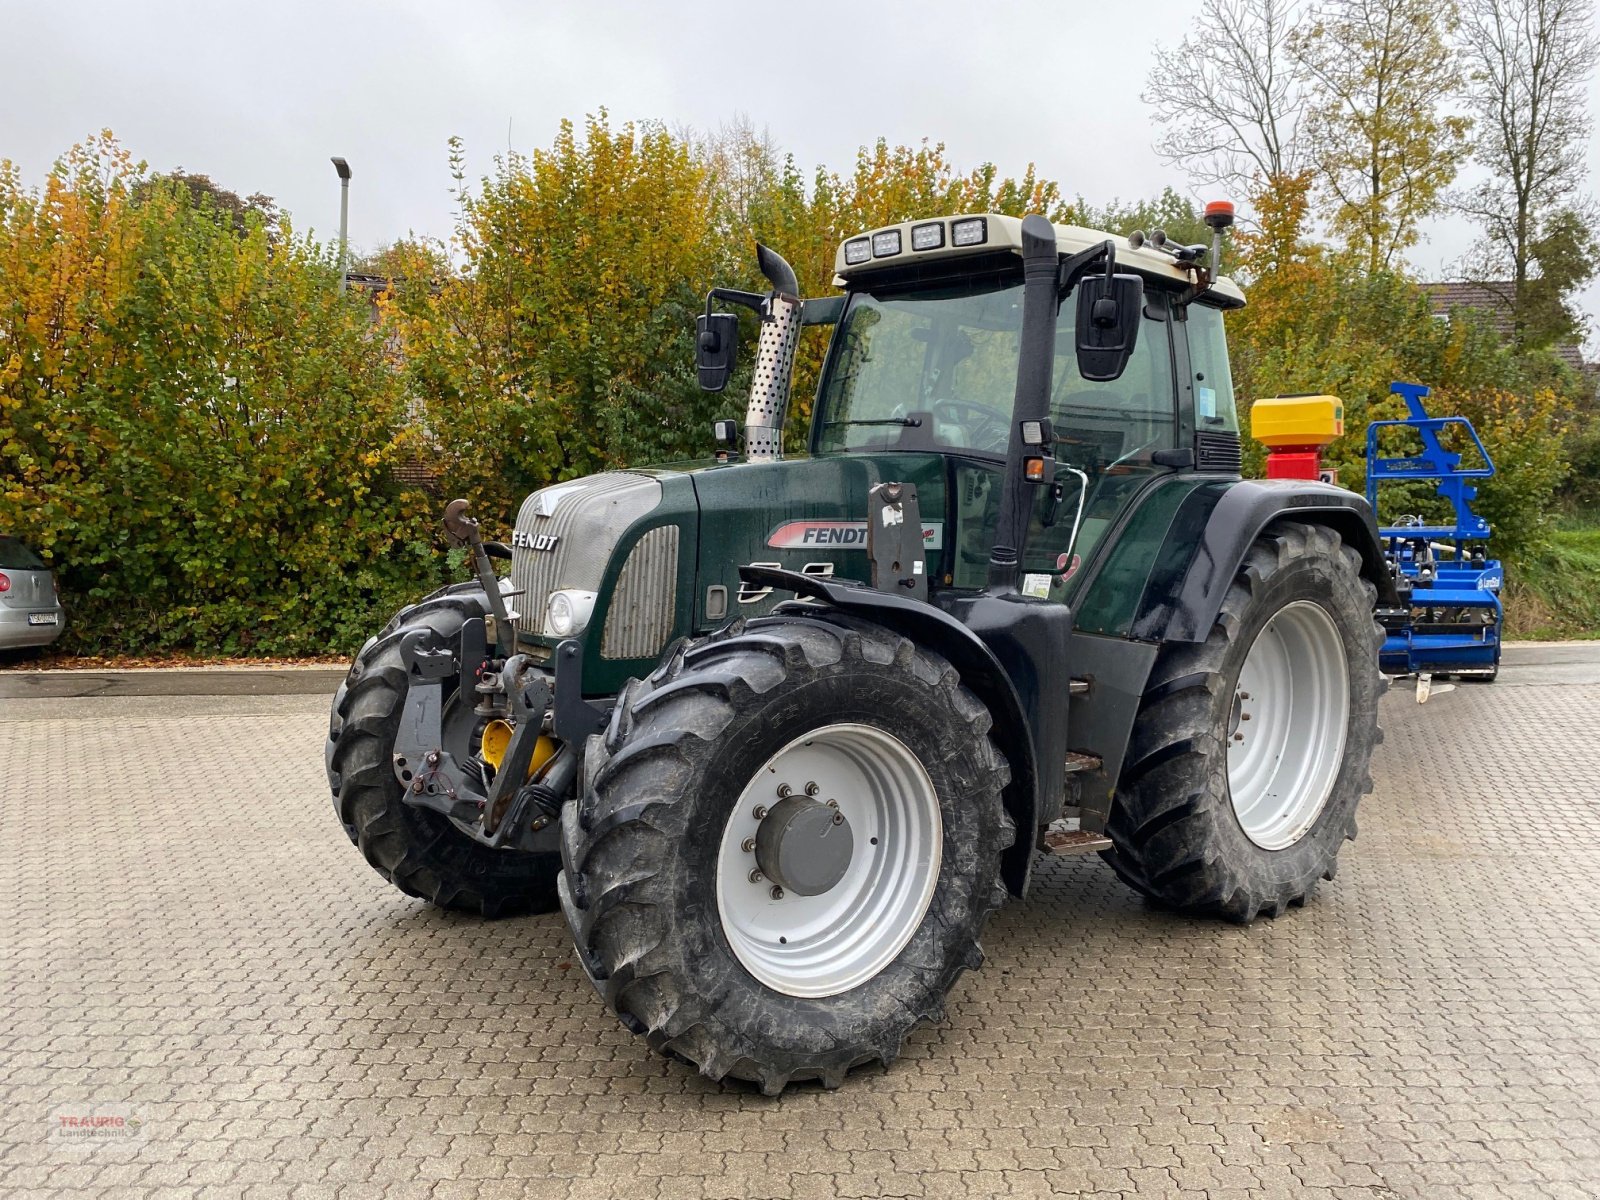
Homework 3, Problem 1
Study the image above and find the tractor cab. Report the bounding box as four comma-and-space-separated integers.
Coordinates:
802, 213, 1247, 599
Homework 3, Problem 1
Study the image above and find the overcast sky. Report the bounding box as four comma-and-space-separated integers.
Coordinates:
4, 0, 1597, 349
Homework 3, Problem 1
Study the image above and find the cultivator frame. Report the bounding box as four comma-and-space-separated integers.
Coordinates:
1368, 381, 1503, 686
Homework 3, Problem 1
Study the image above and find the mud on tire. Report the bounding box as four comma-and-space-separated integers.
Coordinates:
325, 582, 562, 916
558, 611, 1014, 1095
1102, 522, 1384, 923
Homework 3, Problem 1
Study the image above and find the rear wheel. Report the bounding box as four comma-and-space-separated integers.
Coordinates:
325, 584, 562, 916
1103, 523, 1383, 922
559, 612, 1013, 1094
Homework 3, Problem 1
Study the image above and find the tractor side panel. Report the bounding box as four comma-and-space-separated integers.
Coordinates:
687, 453, 950, 629
1071, 476, 1222, 639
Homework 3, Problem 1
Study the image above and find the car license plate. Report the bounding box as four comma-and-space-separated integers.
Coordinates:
28, 612, 58, 626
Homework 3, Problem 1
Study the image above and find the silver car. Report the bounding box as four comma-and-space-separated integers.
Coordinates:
0, 536, 65, 649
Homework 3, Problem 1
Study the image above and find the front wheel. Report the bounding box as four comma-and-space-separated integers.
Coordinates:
325, 584, 563, 916
559, 612, 1013, 1094
1103, 522, 1384, 922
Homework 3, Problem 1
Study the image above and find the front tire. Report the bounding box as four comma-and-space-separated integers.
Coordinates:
559, 612, 1013, 1094
1103, 523, 1383, 922
326, 584, 562, 916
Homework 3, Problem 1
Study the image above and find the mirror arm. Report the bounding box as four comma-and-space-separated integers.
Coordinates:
1057, 239, 1116, 298
705, 287, 766, 317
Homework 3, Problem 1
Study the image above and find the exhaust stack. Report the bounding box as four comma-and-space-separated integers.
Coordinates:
744, 243, 803, 462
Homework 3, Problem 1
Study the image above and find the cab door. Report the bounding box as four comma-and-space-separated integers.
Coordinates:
944, 291, 1182, 602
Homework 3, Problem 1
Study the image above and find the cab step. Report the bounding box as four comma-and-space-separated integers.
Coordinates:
1040, 826, 1113, 855
1063, 751, 1102, 774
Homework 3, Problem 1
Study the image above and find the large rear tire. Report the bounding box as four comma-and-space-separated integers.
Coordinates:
325, 583, 562, 916
558, 612, 1013, 1094
1103, 523, 1383, 922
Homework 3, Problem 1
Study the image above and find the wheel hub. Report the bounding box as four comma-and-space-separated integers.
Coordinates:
754, 795, 854, 896
715, 723, 943, 998
1227, 599, 1350, 850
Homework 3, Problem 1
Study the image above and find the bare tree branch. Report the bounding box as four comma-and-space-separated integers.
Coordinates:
1456, 0, 1599, 346
1143, 0, 1309, 191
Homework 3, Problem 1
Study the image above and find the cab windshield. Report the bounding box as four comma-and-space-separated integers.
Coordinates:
814, 275, 1177, 463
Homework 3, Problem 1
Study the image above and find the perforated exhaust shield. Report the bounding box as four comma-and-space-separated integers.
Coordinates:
743, 294, 803, 461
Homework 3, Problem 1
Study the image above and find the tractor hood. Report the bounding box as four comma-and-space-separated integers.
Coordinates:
509, 467, 698, 678
509, 455, 949, 696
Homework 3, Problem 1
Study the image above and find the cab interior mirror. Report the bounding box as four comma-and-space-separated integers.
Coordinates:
1075, 270, 1143, 382
696, 312, 739, 392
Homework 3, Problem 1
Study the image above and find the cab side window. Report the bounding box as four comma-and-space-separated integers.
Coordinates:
1185, 303, 1239, 433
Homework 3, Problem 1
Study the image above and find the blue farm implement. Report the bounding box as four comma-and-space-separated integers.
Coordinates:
1367, 381, 1503, 689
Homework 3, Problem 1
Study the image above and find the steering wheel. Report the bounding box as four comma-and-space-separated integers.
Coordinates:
931, 398, 1012, 454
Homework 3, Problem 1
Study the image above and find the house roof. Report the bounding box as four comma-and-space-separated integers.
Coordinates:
1423, 280, 1589, 373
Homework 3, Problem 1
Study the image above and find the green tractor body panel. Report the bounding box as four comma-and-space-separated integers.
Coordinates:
534, 457, 1230, 697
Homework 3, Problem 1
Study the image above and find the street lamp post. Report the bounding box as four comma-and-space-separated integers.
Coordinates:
330, 157, 352, 292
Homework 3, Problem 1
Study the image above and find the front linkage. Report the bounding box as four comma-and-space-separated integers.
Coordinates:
384, 498, 603, 855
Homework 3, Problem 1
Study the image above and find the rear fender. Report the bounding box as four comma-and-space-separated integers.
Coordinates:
742, 565, 1045, 898
1133, 479, 1398, 644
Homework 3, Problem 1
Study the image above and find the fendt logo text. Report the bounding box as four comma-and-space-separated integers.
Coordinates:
767, 520, 943, 551
512, 530, 561, 552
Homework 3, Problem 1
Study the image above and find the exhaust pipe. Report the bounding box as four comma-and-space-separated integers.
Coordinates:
744, 243, 803, 462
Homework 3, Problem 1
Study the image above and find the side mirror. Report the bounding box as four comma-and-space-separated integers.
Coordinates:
696, 311, 739, 392
1075, 271, 1143, 382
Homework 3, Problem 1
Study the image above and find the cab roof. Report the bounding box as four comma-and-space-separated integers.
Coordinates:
833, 212, 1246, 307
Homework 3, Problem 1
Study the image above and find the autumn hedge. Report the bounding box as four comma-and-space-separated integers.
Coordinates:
0, 123, 1589, 656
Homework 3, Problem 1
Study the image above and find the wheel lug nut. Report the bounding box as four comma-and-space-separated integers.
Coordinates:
804, 782, 819, 796
826, 798, 839, 809
742, 837, 757, 853
1239, 691, 1251, 701
769, 885, 785, 900
1233, 732, 1245, 742
748, 869, 764, 883
1241, 712, 1251, 721
753, 805, 768, 820
776, 784, 792, 799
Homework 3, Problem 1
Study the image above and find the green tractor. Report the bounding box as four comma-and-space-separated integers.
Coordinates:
326, 209, 1392, 1094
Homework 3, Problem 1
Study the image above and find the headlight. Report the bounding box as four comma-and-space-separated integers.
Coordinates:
544, 589, 597, 638
871, 229, 902, 257
911, 221, 945, 251
843, 238, 871, 265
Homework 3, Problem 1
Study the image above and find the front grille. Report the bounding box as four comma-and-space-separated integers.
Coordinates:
1195, 429, 1243, 473
510, 473, 662, 634
601, 526, 679, 660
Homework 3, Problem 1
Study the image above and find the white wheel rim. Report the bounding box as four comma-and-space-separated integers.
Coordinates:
715, 723, 942, 999
1227, 600, 1350, 850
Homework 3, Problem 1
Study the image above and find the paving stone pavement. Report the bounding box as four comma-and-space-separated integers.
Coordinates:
3, 648, 1599, 1199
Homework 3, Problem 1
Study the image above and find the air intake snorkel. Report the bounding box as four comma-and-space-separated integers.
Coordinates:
988, 215, 1060, 594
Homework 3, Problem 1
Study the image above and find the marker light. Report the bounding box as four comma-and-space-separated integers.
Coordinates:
844, 238, 872, 265
1024, 457, 1049, 482
871, 230, 902, 257
951, 218, 988, 247
911, 222, 945, 251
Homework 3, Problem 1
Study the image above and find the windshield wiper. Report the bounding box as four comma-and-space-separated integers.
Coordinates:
823, 417, 923, 428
